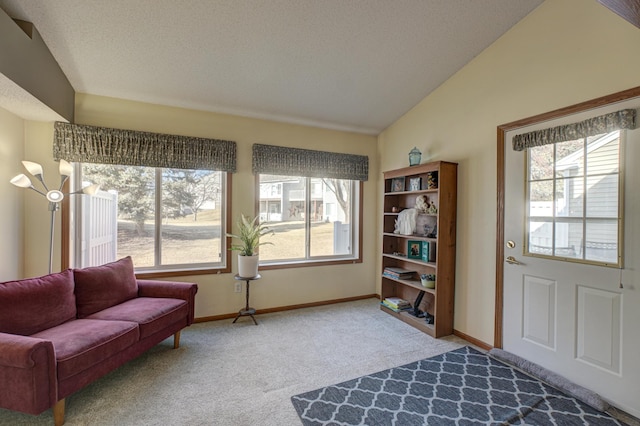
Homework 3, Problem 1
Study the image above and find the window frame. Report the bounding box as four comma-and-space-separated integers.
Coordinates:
62, 164, 232, 278
523, 130, 625, 268
255, 174, 363, 270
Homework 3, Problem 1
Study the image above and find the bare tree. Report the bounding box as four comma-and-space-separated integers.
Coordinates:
322, 178, 351, 222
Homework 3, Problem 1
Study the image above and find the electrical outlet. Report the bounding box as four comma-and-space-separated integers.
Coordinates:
234, 282, 242, 293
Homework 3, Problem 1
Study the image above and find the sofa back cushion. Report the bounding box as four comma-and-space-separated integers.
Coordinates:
74, 256, 138, 318
0, 269, 77, 335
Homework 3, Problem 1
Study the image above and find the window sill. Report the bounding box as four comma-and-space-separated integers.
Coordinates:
259, 257, 362, 270
135, 265, 231, 279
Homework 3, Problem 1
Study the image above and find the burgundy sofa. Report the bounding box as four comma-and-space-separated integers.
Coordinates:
0, 256, 198, 425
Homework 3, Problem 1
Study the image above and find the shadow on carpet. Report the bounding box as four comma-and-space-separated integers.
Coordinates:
291, 346, 621, 425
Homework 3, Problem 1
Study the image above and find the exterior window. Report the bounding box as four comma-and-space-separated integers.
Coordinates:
71, 164, 227, 273
526, 130, 622, 266
258, 174, 359, 264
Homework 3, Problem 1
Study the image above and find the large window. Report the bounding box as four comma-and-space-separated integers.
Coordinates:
526, 130, 622, 266
257, 174, 359, 264
70, 164, 228, 273
250, 143, 367, 267
54, 121, 236, 275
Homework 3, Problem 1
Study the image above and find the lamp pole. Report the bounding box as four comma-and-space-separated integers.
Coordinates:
48, 202, 59, 274
9, 160, 99, 274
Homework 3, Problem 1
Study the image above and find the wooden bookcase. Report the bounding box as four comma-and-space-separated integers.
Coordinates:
381, 161, 457, 338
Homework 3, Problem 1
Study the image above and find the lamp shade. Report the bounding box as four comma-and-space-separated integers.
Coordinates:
82, 183, 100, 195
22, 161, 44, 177
46, 190, 64, 203
59, 159, 73, 177
10, 174, 33, 188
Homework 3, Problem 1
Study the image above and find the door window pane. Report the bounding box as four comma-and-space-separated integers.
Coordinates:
529, 143, 554, 180
555, 177, 583, 218
587, 135, 618, 175
554, 220, 581, 259
525, 130, 622, 267
585, 220, 618, 263
528, 220, 553, 255
529, 181, 553, 217
586, 175, 618, 218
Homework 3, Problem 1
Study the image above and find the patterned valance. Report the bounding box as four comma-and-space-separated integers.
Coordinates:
53, 122, 237, 172
512, 109, 636, 151
252, 144, 369, 181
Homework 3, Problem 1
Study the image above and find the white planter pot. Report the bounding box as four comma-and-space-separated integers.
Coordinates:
237, 254, 259, 278
420, 276, 436, 289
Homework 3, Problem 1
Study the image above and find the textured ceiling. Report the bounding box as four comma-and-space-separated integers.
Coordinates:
0, 0, 543, 134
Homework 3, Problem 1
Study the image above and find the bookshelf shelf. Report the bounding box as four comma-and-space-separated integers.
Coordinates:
382, 275, 436, 294
381, 161, 457, 338
382, 253, 436, 269
380, 304, 435, 334
382, 233, 437, 242
384, 188, 438, 196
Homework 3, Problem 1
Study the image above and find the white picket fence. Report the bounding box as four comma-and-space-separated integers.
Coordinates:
80, 191, 118, 267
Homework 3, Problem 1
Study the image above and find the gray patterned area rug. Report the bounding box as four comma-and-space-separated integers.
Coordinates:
291, 346, 621, 425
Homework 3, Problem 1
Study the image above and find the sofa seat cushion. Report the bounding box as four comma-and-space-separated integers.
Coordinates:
31, 319, 139, 381
74, 256, 138, 318
85, 297, 187, 339
0, 270, 76, 336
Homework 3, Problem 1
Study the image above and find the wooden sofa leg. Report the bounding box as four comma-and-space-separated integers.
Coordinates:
53, 398, 65, 426
173, 330, 181, 349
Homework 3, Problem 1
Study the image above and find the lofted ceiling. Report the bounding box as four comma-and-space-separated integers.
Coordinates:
0, 0, 544, 135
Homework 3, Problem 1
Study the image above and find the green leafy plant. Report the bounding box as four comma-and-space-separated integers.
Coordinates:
227, 214, 274, 256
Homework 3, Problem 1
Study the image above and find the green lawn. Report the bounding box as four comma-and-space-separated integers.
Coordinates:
116, 210, 338, 266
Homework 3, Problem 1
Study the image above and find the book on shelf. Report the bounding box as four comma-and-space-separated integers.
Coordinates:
421, 241, 436, 262
381, 300, 413, 312
383, 297, 411, 309
382, 267, 415, 280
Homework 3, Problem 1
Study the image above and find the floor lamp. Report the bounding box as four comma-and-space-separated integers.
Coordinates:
10, 160, 99, 274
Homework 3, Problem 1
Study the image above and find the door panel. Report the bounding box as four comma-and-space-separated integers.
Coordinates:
576, 285, 621, 374
522, 274, 556, 349
502, 97, 640, 418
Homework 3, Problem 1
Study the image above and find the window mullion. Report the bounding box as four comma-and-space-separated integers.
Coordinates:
305, 178, 311, 259
155, 168, 162, 267
581, 138, 587, 260
552, 143, 556, 256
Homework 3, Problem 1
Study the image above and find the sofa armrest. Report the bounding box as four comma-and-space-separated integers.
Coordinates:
136, 280, 198, 324
0, 333, 57, 415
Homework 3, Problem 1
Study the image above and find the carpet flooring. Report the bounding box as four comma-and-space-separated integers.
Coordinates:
291, 346, 621, 425
0, 298, 468, 425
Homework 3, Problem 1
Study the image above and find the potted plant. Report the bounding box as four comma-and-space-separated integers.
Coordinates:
227, 214, 274, 278
420, 274, 436, 289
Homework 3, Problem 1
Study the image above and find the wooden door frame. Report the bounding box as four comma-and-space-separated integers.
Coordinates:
494, 86, 640, 348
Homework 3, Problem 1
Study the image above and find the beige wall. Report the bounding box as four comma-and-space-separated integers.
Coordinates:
11, 0, 640, 343
42, 93, 378, 319
0, 107, 25, 280
378, 0, 640, 345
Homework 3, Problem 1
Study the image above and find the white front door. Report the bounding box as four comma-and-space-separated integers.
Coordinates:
503, 98, 640, 418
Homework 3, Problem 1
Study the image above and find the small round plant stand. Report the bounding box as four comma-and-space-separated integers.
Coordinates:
233, 274, 261, 325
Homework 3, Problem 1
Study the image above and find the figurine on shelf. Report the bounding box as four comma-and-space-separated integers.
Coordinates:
426, 172, 438, 189
427, 201, 438, 214
394, 208, 417, 235
415, 194, 429, 213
